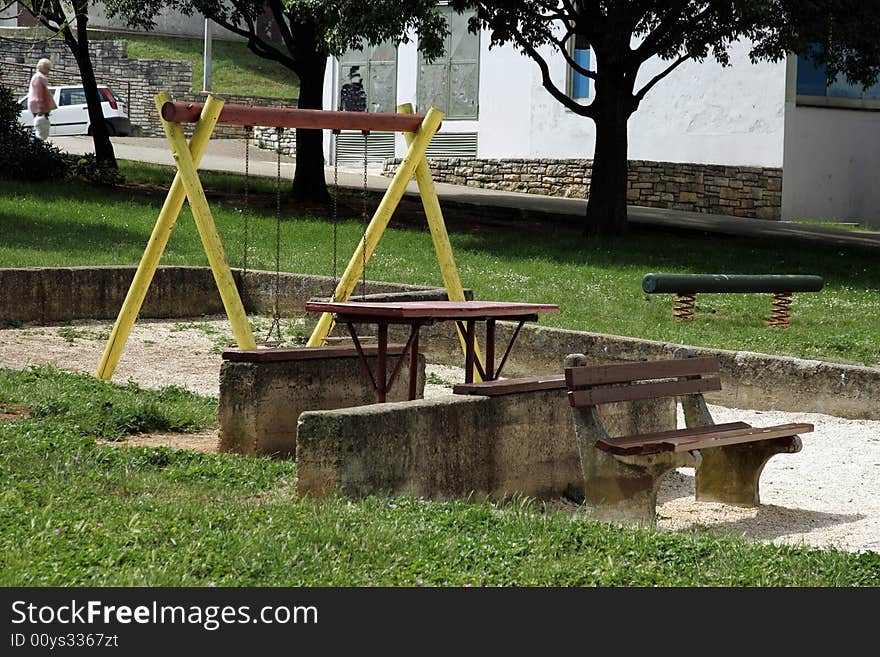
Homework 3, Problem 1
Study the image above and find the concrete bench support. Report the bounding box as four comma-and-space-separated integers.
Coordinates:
295, 388, 674, 501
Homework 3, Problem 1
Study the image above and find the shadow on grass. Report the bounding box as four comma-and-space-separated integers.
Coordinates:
0, 209, 150, 255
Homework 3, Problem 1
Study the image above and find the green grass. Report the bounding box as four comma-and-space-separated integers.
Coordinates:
96, 32, 299, 100
1, 366, 877, 586
793, 220, 880, 234
1, 161, 878, 366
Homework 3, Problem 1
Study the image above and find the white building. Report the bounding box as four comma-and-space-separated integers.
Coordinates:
322, 6, 880, 226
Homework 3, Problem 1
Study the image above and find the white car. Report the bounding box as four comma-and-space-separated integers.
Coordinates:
19, 84, 132, 137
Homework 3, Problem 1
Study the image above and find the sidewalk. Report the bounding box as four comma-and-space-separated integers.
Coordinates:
53, 136, 880, 252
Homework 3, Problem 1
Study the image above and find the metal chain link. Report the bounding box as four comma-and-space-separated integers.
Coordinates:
362, 130, 369, 300
242, 125, 251, 277
332, 130, 339, 301
265, 127, 284, 344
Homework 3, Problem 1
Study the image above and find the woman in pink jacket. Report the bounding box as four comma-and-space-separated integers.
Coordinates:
28, 58, 57, 140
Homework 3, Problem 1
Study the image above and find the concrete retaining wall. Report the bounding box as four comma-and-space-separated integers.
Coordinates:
219, 352, 425, 459
0, 39, 296, 138
296, 390, 674, 500
1, 265, 876, 420
409, 322, 880, 420
0, 266, 442, 325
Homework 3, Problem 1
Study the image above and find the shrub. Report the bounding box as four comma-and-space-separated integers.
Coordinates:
67, 153, 125, 186
0, 84, 69, 182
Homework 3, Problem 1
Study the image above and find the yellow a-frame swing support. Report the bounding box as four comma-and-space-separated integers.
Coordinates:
96, 92, 480, 381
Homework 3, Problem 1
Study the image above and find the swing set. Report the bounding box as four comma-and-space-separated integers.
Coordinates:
95, 92, 478, 381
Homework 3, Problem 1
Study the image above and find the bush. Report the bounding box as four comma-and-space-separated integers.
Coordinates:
67, 153, 125, 186
0, 84, 69, 182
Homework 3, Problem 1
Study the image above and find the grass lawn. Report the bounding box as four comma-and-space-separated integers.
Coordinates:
96, 32, 300, 100
1, 161, 877, 366
1, 366, 877, 586
793, 219, 880, 234
1, 164, 879, 586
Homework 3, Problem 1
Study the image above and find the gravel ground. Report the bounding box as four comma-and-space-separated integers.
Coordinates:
1, 316, 878, 554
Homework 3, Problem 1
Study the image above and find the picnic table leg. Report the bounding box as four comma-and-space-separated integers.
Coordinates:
408, 329, 420, 401
485, 319, 496, 380
464, 320, 476, 384
377, 322, 389, 403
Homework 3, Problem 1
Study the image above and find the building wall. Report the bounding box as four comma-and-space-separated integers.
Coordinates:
387, 34, 787, 167
781, 58, 880, 227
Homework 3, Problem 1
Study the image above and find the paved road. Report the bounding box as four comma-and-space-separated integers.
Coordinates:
53, 135, 880, 252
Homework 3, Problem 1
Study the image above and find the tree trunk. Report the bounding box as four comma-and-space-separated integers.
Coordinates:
291, 57, 330, 202
69, 4, 117, 169
585, 98, 630, 236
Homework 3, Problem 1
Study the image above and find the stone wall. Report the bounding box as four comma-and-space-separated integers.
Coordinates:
383, 157, 783, 220
0, 39, 297, 138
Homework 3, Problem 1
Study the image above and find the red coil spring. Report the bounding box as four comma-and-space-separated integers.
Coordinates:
673, 292, 696, 321
768, 291, 793, 327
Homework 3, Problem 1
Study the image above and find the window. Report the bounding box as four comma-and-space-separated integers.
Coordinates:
417, 5, 479, 119
796, 51, 880, 109
59, 88, 87, 106
567, 33, 591, 103
339, 40, 398, 113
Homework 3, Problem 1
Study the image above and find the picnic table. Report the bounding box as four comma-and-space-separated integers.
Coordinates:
303, 300, 560, 403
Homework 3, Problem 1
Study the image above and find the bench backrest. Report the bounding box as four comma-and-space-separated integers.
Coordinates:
564, 356, 721, 407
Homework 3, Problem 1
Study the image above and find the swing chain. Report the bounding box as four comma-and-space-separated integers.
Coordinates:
332, 130, 340, 301
242, 125, 252, 277
362, 130, 369, 301
265, 126, 284, 344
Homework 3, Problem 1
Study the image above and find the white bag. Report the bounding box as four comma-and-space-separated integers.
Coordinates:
33, 114, 50, 141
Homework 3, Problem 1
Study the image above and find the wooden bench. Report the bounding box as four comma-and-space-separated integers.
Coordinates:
563, 350, 813, 527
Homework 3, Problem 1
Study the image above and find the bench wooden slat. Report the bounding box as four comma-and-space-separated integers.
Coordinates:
565, 356, 719, 388
453, 374, 566, 396
568, 376, 722, 407
222, 344, 409, 363
667, 423, 813, 452
597, 422, 813, 455
599, 422, 752, 449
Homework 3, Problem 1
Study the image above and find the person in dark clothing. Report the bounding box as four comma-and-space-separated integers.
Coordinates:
340, 66, 367, 112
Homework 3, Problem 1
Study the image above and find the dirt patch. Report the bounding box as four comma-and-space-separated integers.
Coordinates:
98, 429, 220, 454
0, 403, 32, 422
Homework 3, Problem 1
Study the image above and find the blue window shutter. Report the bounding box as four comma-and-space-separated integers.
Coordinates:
572, 48, 590, 99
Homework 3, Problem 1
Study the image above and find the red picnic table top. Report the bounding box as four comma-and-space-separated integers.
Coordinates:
303, 300, 560, 320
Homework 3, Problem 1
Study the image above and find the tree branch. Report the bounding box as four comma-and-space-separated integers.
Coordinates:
511, 30, 596, 118
634, 2, 715, 63
633, 53, 688, 102
553, 34, 597, 79
202, 1, 298, 70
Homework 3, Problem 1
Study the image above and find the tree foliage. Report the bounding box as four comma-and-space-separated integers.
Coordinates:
450, 1, 880, 234
453, 0, 880, 119
105, 0, 449, 201
106, 0, 449, 66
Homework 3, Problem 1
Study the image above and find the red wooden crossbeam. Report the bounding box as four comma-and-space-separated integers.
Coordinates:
160, 101, 429, 132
